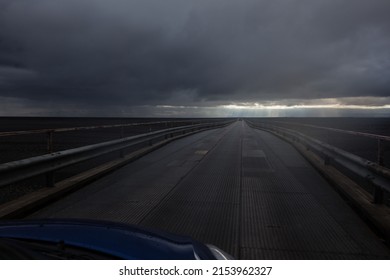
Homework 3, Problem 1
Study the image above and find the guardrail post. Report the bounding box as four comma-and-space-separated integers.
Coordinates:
47, 131, 54, 154
323, 155, 330, 165
373, 185, 384, 204
367, 173, 384, 204
46, 130, 55, 187
377, 139, 385, 166
121, 125, 124, 138
120, 126, 125, 158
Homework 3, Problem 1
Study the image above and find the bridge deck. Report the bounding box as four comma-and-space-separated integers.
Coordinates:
28, 122, 390, 259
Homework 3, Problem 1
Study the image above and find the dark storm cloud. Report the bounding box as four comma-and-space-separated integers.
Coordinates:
0, 0, 389, 113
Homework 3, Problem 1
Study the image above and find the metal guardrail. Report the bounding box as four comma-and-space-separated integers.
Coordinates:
0, 120, 206, 154
0, 120, 233, 189
265, 120, 390, 166
0, 120, 209, 136
267, 120, 390, 141
246, 120, 390, 205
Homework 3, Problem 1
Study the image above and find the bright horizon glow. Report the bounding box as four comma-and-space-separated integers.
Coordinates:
151, 101, 390, 118
220, 103, 390, 110
1, 97, 389, 117
151, 97, 390, 117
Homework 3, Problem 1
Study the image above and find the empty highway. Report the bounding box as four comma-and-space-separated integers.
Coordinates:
28, 121, 390, 259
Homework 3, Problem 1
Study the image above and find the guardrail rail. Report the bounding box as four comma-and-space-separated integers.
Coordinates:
0, 120, 233, 190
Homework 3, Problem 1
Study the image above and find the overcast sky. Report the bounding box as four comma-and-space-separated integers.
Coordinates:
1, 0, 390, 117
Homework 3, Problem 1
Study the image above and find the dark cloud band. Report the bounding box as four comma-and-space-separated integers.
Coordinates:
0, 0, 389, 115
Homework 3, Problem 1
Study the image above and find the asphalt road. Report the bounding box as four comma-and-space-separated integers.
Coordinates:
28, 121, 390, 259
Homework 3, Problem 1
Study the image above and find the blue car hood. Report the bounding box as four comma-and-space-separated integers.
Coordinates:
0, 219, 218, 259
